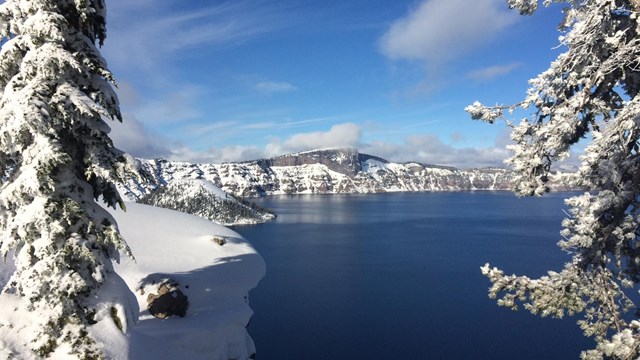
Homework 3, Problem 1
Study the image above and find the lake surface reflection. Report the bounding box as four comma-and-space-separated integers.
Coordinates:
234, 192, 592, 360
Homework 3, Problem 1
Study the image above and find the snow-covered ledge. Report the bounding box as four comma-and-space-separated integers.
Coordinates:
99, 202, 266, 359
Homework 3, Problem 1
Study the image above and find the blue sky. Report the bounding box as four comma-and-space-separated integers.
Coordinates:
101, 0, 567, 168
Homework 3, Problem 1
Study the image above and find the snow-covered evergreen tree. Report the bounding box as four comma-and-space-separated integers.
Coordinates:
466, 0, 640, 358
0, 0, 134, 357
137, 179, 276, 226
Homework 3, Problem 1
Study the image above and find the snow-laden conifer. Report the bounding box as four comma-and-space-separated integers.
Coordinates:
0, 0, 135, 357
137, 179, 276, 226
467, 0, 640, 358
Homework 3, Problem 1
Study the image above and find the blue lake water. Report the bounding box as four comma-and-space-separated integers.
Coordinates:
233, 192, 592, 360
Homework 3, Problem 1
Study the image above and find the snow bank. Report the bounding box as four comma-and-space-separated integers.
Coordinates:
103, 202, 266, 359
0, 202, 265, 359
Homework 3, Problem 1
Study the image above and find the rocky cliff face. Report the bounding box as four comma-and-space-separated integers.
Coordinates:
258, 148, 364, 176
118, 148, 523, 200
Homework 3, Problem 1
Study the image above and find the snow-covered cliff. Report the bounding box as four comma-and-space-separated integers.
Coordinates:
118, 148, 519, 199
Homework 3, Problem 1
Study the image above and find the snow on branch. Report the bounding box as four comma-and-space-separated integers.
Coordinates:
472, 1, 640, 358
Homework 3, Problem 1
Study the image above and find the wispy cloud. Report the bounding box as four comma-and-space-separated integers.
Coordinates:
239, 115, 347, 130
255, 81, 298, 94
104, 0, 295, 75
379, 0, 517, 66
101, 1, 306, 154
109, 116, 172, 159
181, 114, 351, 141
466, 62, 522, 81
130, 86, 204, 124
394, 119, 443, 131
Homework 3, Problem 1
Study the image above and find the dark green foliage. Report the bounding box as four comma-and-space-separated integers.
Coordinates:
138, 181, 276, 225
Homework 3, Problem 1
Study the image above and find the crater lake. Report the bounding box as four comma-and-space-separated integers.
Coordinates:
234, 192, 592, 360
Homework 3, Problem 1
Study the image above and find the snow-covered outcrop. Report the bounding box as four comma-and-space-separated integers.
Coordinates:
117, 148, 574, 199
106, 203, 265, 359
138, 179, 276, 226
0, 203, 265, 359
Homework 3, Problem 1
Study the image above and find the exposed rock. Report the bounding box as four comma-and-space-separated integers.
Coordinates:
262, 148, 363, 176
146, 281, 189, 319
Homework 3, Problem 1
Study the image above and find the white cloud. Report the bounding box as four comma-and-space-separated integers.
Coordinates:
110, 119, 511, 169
266, 123, 362, 155
109, 116, 172, 159
168, 145, 266, 164
255, 81, 298, 94
379, 0, 517, 65
466, 62, 522, 81
361, 134, 509, 169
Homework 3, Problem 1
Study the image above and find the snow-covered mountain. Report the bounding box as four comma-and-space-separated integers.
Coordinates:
118, 148, 567, 199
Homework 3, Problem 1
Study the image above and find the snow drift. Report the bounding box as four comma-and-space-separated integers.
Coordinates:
0, 202, 265, 359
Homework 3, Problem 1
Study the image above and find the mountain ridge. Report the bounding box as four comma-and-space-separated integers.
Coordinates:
118, 148, 537, 200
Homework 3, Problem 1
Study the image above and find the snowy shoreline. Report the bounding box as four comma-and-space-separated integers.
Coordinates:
0, 202, 265, 359
103, 202, 266, 359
